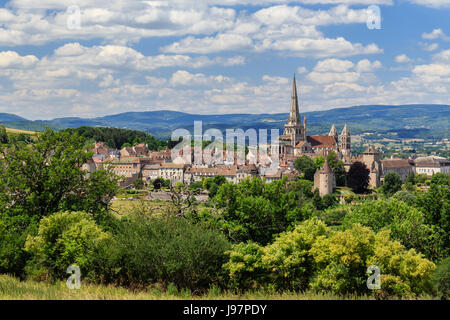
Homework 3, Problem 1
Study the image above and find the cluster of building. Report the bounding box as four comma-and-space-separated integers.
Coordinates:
83, 76, 449, 194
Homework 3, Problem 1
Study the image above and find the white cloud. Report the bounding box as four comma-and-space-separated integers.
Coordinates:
0, 51, 38, 68
395, 54, 412, 63
314, 58, 354, 72
356, 59, 382, 72
407, 0, 450, 8
170, 70, 233, 87
421, 43, 439, 51
162, 34, 253, 54
422, 28, 450, 41
297, 66, 308, 74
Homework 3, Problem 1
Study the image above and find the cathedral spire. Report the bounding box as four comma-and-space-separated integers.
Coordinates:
341, 123, 350, 136
288, 74, 300, 125
329, 124, 337, 137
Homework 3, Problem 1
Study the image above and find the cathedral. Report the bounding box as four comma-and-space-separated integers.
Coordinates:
280, 75, 352, 163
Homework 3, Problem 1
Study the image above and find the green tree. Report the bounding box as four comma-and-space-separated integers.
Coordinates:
326, 151, 346, 186
210, 177, 311, 244
294, 156, 316, 181
0, 125, 8, 144
312, 189, 323, 210
310, 224, 435, 297
430, 173, 449, 187
91, 213, 231, 291
0, 129, 119, 219
24, 211, 110, 281
313, 156, 325, 169
0, 129, 119, 276
381, 172, 402, 197
343, 199, 448, 261
347, 161, 370, 193
405, 172, 415, 185
133, 177, 144, 190
431, 257, 450, 300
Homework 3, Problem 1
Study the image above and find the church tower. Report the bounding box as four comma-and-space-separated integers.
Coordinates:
329, 124, 338, 144
283, 75, 305, 147
339, 124, 351, 157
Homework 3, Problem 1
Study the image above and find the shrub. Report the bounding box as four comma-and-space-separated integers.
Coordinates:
310, 224, 376, 295
222, 242, 265, 291
223, 219, 331, 292
431, 257, 450, 300
310, 224, 435, 297
392, 190, 416, 205
92, 213, 231, 291
261, 219, 330, 291
24, 211, 110, 281
381, 172, 402, 197
316, 207, 350, 226
0, 213, 39, 278
342, 199, 448, 261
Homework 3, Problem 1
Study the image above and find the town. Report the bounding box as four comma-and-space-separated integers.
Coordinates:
86, 77, 450, 198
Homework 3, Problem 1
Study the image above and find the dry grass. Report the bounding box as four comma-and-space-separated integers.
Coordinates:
0, 275, 378, 300
5, 128, 37, 135
110, 199, 175, 217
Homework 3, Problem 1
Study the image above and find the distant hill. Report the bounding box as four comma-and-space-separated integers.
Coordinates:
0, 113, 27, 123
1, 104, 449, 139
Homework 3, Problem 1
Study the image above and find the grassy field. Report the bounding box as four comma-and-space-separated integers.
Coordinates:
110, 199, 176, 217
5, 127, 37, 135
0, 275, 379, 300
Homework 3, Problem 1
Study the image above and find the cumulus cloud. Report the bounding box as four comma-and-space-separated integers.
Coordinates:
422, 28, 450, 41
395, 54, 412, 63
407, 0, 450, 8
0, 51, 38, 68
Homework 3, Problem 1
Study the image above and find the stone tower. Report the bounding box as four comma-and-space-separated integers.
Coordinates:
361, 145, 382, 188
329, 124, 338, 144
314, 160, 336, 196
283, 75, 306, 147
339, 124, 351, 157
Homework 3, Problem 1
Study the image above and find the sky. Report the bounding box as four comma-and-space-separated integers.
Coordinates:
0, 0, 449, 120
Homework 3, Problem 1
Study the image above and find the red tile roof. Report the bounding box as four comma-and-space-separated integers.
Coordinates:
307, 136, 337, 148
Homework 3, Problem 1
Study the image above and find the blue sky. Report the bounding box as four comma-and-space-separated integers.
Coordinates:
0, 0, 449, 119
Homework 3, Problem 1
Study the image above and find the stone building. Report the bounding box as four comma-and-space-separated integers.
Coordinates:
381, 158, 415, 181
414, 156, 450, 176
159, 163, 185, 185
313, 160, 336, 196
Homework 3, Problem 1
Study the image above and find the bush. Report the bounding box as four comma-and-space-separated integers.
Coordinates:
223, 219, 330, 292
261, 219, 330, 291
310, 224, 435, 297
24, 211, 110, 281
431, 257, 450, 300
342, 199, 448, 261
91, 213, 231, 291
315, 207, 350, 226
222, 242, 265, 291
392, 190, 416, 205
0, 214, 39, 278
381, 172, 402, 197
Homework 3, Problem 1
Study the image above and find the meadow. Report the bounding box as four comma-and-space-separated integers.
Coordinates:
0, 275, 388, 300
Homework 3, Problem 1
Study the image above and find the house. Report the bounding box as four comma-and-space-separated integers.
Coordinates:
381, 158, 415, 181
159, 163, 185, 185
414, 156, 450, 176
